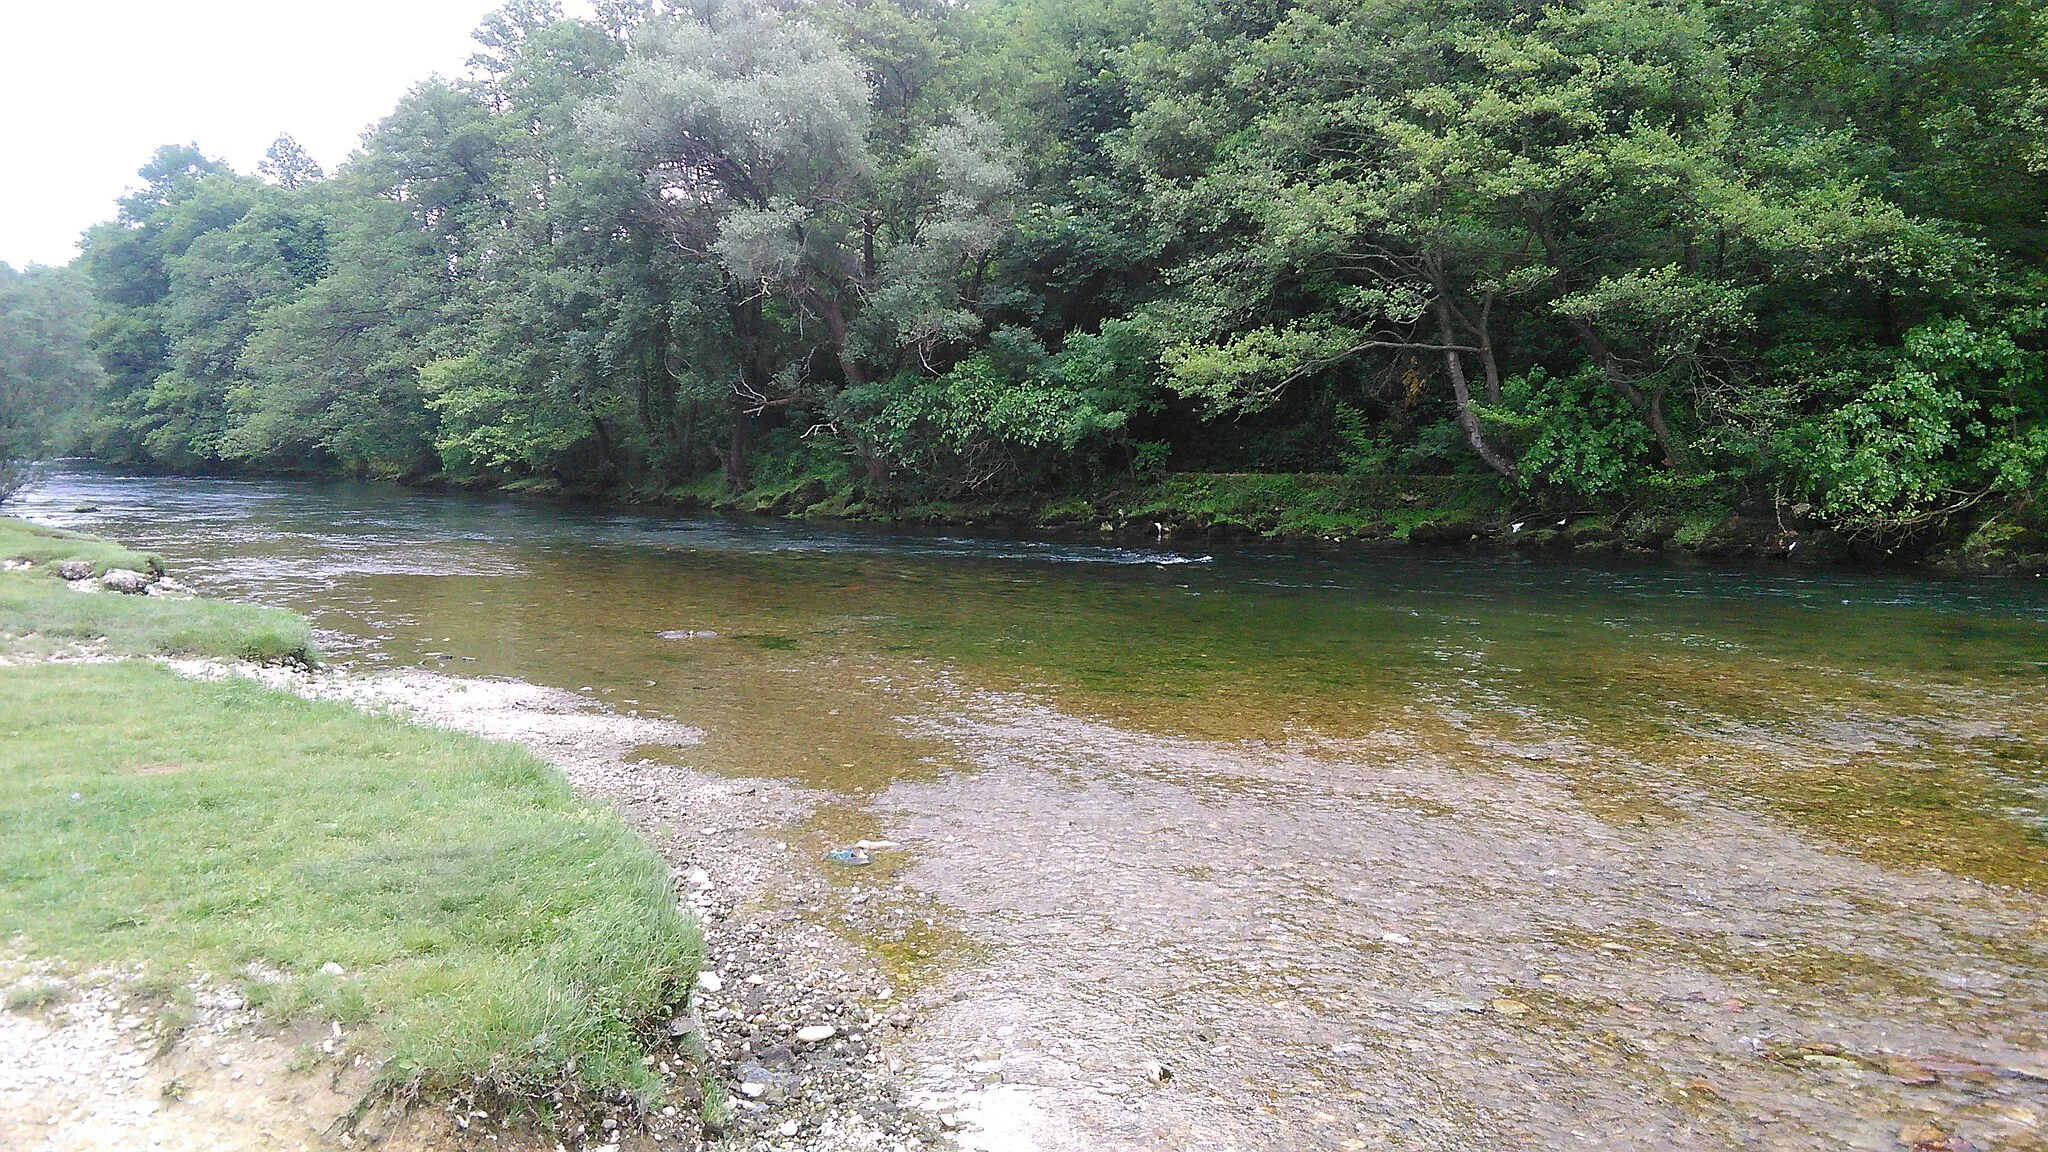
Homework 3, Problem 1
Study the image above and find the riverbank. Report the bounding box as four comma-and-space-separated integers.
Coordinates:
0, 519, 706, 1147
583, 470, 2048, 577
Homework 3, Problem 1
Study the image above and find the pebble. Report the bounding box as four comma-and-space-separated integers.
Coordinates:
796, 1025, 837, 1043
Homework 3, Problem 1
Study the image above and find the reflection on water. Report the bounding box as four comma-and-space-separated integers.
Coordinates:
13, 470, 2048, 1149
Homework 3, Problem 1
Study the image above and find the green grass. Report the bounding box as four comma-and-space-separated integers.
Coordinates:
0, 515, 163, 576
0, 567, 315, 663
0, 518, 699, 1107
0, 661, 699, 1103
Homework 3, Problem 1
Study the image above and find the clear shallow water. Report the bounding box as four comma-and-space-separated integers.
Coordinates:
14, 470, 2048, 1150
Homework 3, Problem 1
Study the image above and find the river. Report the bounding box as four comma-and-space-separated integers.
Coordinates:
14, 469, 2048, 1151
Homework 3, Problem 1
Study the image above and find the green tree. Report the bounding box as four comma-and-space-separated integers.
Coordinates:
0, 264, 103, 496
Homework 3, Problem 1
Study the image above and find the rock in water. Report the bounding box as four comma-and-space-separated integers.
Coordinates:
100, 568, 152, 594
57, 560, 94, 581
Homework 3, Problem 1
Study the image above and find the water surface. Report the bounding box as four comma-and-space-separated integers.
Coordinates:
16, 470, 2048, 1150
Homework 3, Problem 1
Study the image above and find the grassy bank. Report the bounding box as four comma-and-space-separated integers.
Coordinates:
1, 517, 313, 663
0, 521, 699, 1108
0, 515, 163, 574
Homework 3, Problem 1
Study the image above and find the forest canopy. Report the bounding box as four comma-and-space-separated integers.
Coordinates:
4, 0, 2044, 539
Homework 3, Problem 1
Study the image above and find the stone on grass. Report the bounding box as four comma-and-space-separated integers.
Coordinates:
100, 568, 153, 594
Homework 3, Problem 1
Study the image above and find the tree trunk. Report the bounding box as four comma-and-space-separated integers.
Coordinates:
724, 406, 752, 493
1436, 300, 1518, 480
1476, 295, 1503, 405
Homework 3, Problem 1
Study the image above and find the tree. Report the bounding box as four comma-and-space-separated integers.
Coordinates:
0, 264, 102, 497
592, 2, 1028, 490
259, 134, 325, 189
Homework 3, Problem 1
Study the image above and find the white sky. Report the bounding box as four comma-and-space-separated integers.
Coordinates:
0, 1, 532, 269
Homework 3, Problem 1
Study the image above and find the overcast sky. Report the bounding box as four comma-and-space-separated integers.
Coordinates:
0, 1, 533, 269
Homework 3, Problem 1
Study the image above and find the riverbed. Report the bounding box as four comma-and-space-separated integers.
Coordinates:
15, 470, 2048, 1151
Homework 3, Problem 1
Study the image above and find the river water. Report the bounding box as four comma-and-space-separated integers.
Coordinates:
15, 470, 2048, 1151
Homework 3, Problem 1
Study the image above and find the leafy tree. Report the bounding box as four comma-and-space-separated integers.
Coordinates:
33, 0, 2045, 540
0, 264, 102, 496
258, 134, 325, 189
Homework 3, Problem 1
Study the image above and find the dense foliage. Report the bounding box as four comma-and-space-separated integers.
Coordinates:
0, 264, 101, 496
10, 0, 2047, 536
